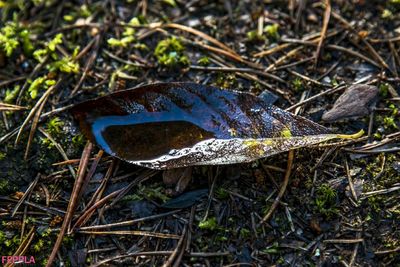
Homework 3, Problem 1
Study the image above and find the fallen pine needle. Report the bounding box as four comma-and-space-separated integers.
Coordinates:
259, 149, 294, 225
78, 230, 180, 239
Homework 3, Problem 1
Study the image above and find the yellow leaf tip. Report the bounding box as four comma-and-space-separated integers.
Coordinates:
336, 129, 365, 139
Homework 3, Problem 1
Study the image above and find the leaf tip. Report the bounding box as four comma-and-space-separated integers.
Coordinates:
336, 129, 365, 139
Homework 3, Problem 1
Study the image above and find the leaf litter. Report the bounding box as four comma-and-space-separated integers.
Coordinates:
0, 1, 399, 266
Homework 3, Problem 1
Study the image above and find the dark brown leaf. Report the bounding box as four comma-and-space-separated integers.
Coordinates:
322, 84, 378, 122
71, 82, 337, 169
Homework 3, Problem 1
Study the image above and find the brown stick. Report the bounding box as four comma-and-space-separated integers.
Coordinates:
259, 150, 294, 225
71, 189, 123, 230
46, 142, 93, 267
162, 224, 188, 267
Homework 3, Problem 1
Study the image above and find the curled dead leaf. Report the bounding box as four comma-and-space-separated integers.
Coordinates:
71, 82, 357, 169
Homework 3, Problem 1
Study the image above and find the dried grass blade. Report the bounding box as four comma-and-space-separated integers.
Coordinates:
259, 150, 294, 225
11, 174, 40, 217
314, 0, 331, 67
0, 102, 27, 111
164, 23, 239, 56
14, 78, 61, 146
38, 127, 76, 177
24, 95, 48, 160
78, 230, 180, 239
162, 224, 188, 267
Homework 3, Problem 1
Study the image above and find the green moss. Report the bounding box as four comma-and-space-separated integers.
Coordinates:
199, 217, 218, 231
72, 133, 85, 148
247, 30, 264, 42
46, 117, 64, 136
382, 9, 393, 19
215, 73, 237, 88
62, 3, 92, 22
217, 235, 229, 242
239, 228, 251, 239
24, 217, 37, 224
264, 24, 280, 40
134, 43, 148, 51
3, 234, 20, 254
365, 156, 381, 176
377, 103, 400, 130
121, 194, 143, 202
0, 178, 10, 194
154, 37, 189, 67
0, 19, 33, 57
331, 78, 339, 87
79, 4, 91, 18
49, 56, 80, 73
32, 48, 47, 62
315, 184, 338, 218
40, 136, 55, 149
0, 231, 6, 244
246, 24, 279, 43
27, 227, 55, 265
38, 227, 52, 237
292, 78, 303, 92
374, 132, 382, 139
33, 238, 45, 252
304, 177, 313, 190
107, 36, 135, 48
63, 14, 74, 22
145, 188, 169, 202
134, 184, 170, 202
39, 118, 72, 155
62, 235, 74, 247
389, 103, 398, 116
262, 242, 280, 254
369, 154, 399, 188
383, 116, 398, 129
215, 187, 229, 200
197, 56, 210, 66
48, 33, 63, 51
107, 17, 141, 48
4, 85, 20, 103
379, 83, 389, 97
33, 33, 64, 63
31, 0, 55, 6
368, 195, 383, 212
1, 36, 17, 55
123, 17, 140, 36
28, 76, 45, 99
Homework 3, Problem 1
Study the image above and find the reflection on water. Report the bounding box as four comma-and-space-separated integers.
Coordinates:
91, 112, 217, 161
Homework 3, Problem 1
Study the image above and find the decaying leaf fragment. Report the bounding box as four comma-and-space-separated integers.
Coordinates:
71, 82, 347, 169
322, 84, 378, 122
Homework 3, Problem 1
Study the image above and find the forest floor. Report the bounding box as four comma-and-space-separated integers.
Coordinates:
0, 0, 399, 266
